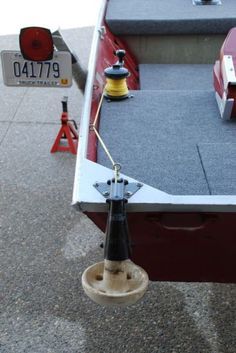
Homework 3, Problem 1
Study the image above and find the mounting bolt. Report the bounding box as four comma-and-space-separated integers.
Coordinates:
125, 191, 132, 197
103, 191, 109, 197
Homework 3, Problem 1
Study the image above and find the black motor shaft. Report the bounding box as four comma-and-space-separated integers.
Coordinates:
104, 179, 131, 261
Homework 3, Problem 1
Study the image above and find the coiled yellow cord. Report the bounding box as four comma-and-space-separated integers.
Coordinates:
105, 78, 129, 98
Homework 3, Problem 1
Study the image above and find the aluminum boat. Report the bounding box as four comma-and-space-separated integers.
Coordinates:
73, 0, 236, 304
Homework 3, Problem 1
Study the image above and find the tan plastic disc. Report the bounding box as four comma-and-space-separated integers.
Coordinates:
82, 260, 149, 306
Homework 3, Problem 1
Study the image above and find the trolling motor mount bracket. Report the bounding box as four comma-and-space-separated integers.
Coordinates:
93, 180, 143, 199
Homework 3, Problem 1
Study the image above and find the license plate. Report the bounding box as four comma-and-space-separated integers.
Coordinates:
1, 50, 72, 87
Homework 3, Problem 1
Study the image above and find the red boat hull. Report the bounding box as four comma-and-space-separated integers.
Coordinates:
86, 211, 236, 282
84, 15, 236, 283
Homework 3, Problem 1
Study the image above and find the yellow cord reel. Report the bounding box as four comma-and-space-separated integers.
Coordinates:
104, 50, 130, 100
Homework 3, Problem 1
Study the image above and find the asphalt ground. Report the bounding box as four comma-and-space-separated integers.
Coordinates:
0, 28, 236, 353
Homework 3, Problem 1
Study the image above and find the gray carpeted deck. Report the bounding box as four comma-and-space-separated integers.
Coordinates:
106, 0, 236, 35
139, 64, 213, 90
98, 90, 236, 195
198, 143, 236, 195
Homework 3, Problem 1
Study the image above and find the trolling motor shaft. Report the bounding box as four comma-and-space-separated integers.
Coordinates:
104, 179, 131, 261
82, 178, 149, 306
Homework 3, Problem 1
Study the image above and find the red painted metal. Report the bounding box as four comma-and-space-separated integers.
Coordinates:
51, 111, 78, 154
213, 60, 223, 97
220, 27, 236, 64
214, 27, 236, 118
86, 211, 236, 283
87, 23, 139, 162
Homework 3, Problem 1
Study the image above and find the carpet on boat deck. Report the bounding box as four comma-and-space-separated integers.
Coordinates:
139, 64, 213, 91
198, 143, 236, 195
97, 90, 236, 195
106, 0, 236, 35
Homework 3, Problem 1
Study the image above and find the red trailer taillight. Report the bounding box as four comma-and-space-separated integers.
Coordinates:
19, 27, 54, 61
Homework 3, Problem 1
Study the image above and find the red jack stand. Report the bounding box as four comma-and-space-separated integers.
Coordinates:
51, 96, 78, 155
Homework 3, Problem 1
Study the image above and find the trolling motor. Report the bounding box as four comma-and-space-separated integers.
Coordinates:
82, 178, 148, 306
104, 50, 130, 100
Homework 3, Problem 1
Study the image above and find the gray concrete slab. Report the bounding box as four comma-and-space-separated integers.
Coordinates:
0, 122, 10, 143
0, 123, 76, 191
60, 27, 94, 69
13, 86, 82, 124
0, 33, 27, 122
0, 34, 20, 83
0, 84, 28, 122
0, 34, 19, 50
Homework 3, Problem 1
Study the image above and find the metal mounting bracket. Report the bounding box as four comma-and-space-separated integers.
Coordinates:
93, 181, 143, 199
98, 26, 106, 40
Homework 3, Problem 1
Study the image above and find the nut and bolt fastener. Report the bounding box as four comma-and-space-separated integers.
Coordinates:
103, 191, 109, 197
125, 191, 132, 197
